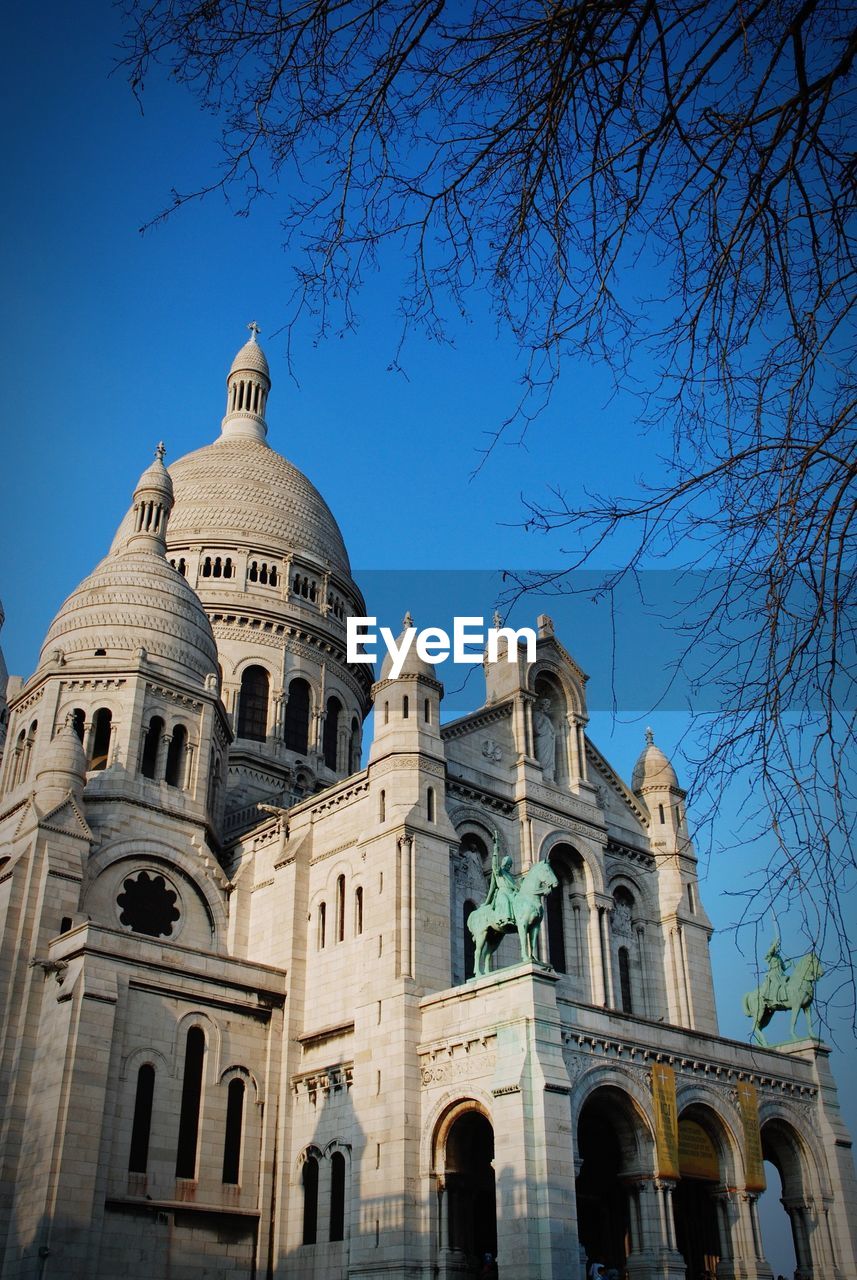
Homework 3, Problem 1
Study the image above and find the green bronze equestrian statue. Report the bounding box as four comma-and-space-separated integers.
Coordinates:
466, 833, 558, 978
743, 934, 824, 1046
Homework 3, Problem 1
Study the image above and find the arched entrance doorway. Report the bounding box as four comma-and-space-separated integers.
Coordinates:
673, 1105, 736, 1279
575, 1085, 653, 1275
434, 1103, 497, 1276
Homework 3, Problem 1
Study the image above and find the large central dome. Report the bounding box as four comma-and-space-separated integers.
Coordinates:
168, 436, 351, 574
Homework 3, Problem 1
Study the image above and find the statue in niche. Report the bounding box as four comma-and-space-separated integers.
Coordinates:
612, 899, 632, 937
533, 696, 557, 781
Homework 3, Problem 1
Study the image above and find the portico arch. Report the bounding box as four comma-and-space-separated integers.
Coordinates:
760, 1114, 826, 1277
432, 1099, 497, 1275
673, 1101, 744, 1280
575, 1082, 656, 1276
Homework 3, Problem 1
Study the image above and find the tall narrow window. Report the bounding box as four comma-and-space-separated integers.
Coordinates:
424, 698, 431, 724
128, 1063, 155, 1174
402, 695, 409, 719
618, 947, 633, 1013
141, 715, 164, 779
222, 1078, 245, 1184
71, 708, 85, 742
355, 886, 364, 936
323, 697, 341, 770
89, 708, 112, 771
349, 717, 360, 773
175, 1026, 205, 1178
336, 874, 346, 942
658, 803, 666, 824
379, 790, 386, 822
302, 1155, 319, 1245
318, 903, 326, 950
164, 724, 187, 788
463, 900, 476, 981
284, 678, 310, 754
237, 666, 269, 742
329, 1151, 346, 1242
546, 880, 567, 973
426, 786, 435, 823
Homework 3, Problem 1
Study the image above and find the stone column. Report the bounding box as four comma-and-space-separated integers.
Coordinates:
107, 718, 119, 767
782, 1196, 813, 1278
587, 902, 606, 1005
155, 732, 170, 781
565, 713, 580, 780
597, 901, 615, 1008
398, 835, 414, 979
183, 741, 196, 792
635, 924, 650, 1016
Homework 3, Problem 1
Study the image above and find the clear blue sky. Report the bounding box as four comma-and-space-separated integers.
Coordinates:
1, 4, 853, 1271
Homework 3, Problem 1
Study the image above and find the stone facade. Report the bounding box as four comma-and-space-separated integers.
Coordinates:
1, 332, 855, 1280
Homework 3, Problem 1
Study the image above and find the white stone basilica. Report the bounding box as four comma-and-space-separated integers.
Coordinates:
0, 332, 855, 1280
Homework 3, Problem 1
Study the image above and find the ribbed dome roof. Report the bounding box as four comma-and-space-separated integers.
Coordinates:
166, 437, 351, 574
631, 729, 680, 793
39, 550, 219, 684
230, 337, 270, 379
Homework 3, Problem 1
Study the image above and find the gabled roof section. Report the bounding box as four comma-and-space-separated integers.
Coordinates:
585, 737, 650, 828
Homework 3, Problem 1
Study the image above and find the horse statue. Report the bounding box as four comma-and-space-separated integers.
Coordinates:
467, 849, 558, 978
742, 948, 824, 1046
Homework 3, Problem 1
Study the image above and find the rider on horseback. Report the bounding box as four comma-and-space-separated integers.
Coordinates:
485, 833, 518, 929
762, 935, 790, 1006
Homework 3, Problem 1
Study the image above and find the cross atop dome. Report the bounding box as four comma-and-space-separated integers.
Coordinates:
247, 320, 261, 341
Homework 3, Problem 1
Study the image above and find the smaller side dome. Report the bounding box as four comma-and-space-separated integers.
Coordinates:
122, 443, 174, 553
631, 727, 680, 793
36, 713, 87, 804
379, 613, 436, 682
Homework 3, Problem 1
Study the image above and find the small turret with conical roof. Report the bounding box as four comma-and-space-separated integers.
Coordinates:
370, 613, 444, 766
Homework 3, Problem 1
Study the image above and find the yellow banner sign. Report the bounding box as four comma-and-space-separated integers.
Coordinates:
652, 1063, 679, 1178
737, 1082, 767, 1192
678, 1118, 720, 1181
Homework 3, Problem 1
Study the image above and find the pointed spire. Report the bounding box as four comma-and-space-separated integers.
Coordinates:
403, 611, 414, 629
221, 324, 271, 442
645, 726, 654, 746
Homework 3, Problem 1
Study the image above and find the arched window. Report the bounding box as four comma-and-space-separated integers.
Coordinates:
463, 900, 476, 981
164, 724, 187, 788
302, 1155, 319, 1245
237, 666, 269, 742
175, 1027, 205, 1178
424, 697, 431, 724
318, 903, 326, 950
383, 701, 389, 725
89, 708, 112, 771
141, 715, 164, 779
618, 947, 633, 1013
402, 694, 409, 719
336, 874, 346, 943
284, 678, 310, 754
323, 697, 341, 770
379, 790, 386, 822
348, 717, 361, 773
329, 1150, 346, 1242
71, 708, 85, 742
222, 1078, 245, 1185
128, 1063, 155, 1174
426, 786, 435, 823
354, 886, 364, 936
